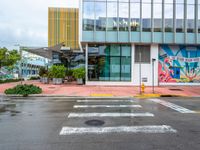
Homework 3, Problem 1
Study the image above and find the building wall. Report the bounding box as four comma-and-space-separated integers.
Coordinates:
48, 7, 79, 49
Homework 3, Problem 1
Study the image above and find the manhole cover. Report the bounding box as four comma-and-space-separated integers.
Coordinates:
169, 89, 183, 91
48, 87, 56, 89
85, 119, 105, 126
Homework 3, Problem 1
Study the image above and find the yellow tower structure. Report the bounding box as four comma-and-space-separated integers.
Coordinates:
48, 7, 79, 50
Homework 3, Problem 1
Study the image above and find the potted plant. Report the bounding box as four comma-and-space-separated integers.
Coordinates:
49, 65, 66, 85
66, 69, 73, 82
39, 67, 48, 83
73, 67, 85, 85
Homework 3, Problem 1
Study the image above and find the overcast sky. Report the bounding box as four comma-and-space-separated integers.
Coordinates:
0, 0, 79, 49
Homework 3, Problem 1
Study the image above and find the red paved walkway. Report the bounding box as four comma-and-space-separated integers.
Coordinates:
0, 80, 200, 97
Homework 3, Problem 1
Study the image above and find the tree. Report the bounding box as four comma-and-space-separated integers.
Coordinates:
0, 47, 21, 69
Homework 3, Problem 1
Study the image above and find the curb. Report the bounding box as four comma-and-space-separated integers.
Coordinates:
134, 94, 187, 99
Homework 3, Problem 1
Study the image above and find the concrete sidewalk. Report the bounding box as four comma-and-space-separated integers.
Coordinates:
0, 80, 200, 97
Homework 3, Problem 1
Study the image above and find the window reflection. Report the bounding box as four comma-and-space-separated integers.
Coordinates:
187, 3, 195, 33
83, 1, 94, 31
88, 44, 131, 81
154, 3, 162, 32
107, 1, 118, 31
142, 2, 151, 32
95, 1, 106, 31
176, 3, 184, 32
130, 2, 140, 31
119, 2, 129, 31
165, 3, 173, 32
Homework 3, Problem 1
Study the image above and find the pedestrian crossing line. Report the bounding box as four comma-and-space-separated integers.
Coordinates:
73, 105, 142, 108
68, 112, 154, 118
60, 125, 177, 135
77, 100, 137, 103
149, 99, 197, 114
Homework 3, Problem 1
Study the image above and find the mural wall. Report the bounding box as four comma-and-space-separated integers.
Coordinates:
159, 45, 200, 83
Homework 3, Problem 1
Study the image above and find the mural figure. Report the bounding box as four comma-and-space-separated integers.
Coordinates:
159, 45, 200, 83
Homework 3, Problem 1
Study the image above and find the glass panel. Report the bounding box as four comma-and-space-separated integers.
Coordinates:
83, 1, 94, 31
119, 2, 129, 31
107, 2, 118, 31
121, 57, 131, 81
121, 45, 131, 56
95, 1, 106, 31
88, 45, 131, 81
142, 3, 151, 32
130, 2, 140, 31
110, 57, 121, 81
165, 4, 173, 32
154, 3, 162, 32
176, 3, 184, 32
110, 45, 120, 56
187, 4, 195, 33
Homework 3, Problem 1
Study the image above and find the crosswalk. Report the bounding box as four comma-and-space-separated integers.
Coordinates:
60, 99, 177, 135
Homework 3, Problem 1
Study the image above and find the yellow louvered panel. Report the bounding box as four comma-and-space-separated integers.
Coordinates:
48, 8, 79, 50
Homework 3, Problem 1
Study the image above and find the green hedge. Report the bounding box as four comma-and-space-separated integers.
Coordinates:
29, 76, 40, 80
5, 84, 42, 97
0, 79, 24, 84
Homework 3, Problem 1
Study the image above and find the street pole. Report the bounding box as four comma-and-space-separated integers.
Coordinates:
152, 58, 156, 94
139, 51, 142, 95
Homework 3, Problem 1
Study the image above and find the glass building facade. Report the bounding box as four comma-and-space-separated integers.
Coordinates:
82, 0, 200, 44
80, 0, 200, 85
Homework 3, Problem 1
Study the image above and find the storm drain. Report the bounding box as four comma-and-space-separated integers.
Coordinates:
85, 119, 105, 127
169, 89, 183, 91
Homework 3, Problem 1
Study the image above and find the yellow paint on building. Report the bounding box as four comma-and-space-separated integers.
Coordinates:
48, 8, 79, 50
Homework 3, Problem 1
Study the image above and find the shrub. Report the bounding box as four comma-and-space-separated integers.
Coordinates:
39, 67, 48, 77
0, 79, 24, 84
5, 84, 42, 97
48, 65, 66, 78
29, 76, 40, 80
72, 67, 85, 79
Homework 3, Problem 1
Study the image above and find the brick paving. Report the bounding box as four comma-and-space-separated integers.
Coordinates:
0, 80, 200, 97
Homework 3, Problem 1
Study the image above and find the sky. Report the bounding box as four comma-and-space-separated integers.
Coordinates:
0, 0, 79, 49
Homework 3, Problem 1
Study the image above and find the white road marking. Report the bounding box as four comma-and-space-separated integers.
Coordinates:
68, 112, 154, 118
77, 100, 137, 103
73, 105, 142, 108
60, 125, 177, 135
149, 99, 197, 113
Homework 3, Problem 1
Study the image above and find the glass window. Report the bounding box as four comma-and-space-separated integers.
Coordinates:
107, 1, 118, 31
142, 2, 151, 32
135, 45, 151, 63
119, 2, 129, 31
154, 3, 162, 32
88, 45, 131, 81
95, 1, 106, 31
176, 3, 184, 32
187, 4, 195, 33
165, 3, 173, 32
83, 1, 95, 31
130, 2, 140, 31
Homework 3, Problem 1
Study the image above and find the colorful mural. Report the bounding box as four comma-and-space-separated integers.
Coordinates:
159, 45, 200, 83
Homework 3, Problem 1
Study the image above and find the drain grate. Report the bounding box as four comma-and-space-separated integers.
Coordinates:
85, 119, 105, 127
169, 89, 183, 91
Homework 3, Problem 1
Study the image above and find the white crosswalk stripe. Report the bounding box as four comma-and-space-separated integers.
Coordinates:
77, 100, 137, 103
73, 104, 142, 108
60, 99, 178, 135
68, 112, 154, 118
60, 125, 177, 135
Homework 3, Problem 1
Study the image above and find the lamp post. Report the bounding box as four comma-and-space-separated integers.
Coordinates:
139, 51, 142, 95
152, 58, 156, 94
14, 44, 23, 84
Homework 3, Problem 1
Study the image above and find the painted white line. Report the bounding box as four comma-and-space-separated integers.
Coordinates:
60, 125, 177, 135
68, 112, 154, 118
73, 105, 142, 108
150, 99, 197, 114
77, 100, 137, 103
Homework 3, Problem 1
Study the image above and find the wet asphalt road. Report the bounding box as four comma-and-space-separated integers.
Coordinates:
0, 97, 200, 150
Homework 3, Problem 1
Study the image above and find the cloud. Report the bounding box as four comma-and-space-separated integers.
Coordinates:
0, 0, 79, 49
